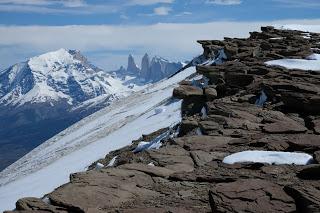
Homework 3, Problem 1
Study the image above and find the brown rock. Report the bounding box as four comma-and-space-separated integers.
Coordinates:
209, 179, 296, 213
199, 120, 220, 135
147, 145, 194, 166
312, 118, 320, 134
15, 198, 66, 213
118, 163, 175, 178
190, 150, 226, 166
204, 87, 217, 101
284, 184, 320, 212
314, 151, 320, 163
297, 165, 320, 180
174, 135, 235, 152
263, 121, 307, 134
172, 85, 203, 99
49, 169, 159, 212
179, 119, 198, 136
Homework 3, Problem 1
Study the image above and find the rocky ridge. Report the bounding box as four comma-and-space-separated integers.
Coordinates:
6, 27, 320, 213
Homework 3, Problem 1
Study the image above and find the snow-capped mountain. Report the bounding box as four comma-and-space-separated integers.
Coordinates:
0, 48, 128, 107
117, 53, 183, 82
0, 49, 141, 172
0, 49, 185, 172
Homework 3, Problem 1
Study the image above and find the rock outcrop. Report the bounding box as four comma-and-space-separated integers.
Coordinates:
6, 27, 320, 213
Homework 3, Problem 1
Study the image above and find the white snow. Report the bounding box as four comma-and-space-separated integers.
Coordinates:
255, 90, 267, 107
223, 151, 313, 165
95, 163, 104, 170
107, 156, 118, 167
266, 54, 320, 72
133, 128, 172, 153
0, 67, 196, 212
148, 162, 155, 166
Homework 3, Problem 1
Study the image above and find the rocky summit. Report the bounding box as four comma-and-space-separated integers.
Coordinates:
6, 27, 320, 213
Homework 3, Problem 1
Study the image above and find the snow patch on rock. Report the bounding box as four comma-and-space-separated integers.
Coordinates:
223, 151, 313, 165
266, 54, 320, 72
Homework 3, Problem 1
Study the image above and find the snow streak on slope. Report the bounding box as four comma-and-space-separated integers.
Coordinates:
0, 67, 196, 212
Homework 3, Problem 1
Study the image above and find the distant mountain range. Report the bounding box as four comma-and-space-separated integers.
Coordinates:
115, 53, 184, 82
0, 49, 183, 171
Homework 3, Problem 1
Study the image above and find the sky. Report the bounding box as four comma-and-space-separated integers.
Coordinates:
0, 0, 320, 70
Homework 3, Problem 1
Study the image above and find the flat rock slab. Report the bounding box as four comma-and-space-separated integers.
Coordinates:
209, 179, 296, 213
118, 163, 175, 178
174, 136, 235, 152
49, 169, 160, 212
263, 121, 307, 134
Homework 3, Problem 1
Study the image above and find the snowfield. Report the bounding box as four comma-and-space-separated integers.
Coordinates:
223, 151, 314, 165
266, 54, 320, 71
0, 67, 195, 212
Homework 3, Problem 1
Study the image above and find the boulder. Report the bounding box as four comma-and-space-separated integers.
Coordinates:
172, 85, 203, 99
204, 87, 218, 101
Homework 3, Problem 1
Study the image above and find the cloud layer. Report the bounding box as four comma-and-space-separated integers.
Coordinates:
1, 19, 320, 71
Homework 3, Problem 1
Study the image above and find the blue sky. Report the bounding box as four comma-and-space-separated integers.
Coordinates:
0, 0, 319, 70
0, 0, 319, 25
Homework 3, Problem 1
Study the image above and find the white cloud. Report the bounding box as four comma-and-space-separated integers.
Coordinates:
0, 19, 320, 70
206, 0, 242, 5
0, 0, 87, 7
175, 11, 192, 17
127, 0, 174, 5
0, 2, 117, 14
0, 0, 173, 14
153, 6, 172, 15
272, 0, 320, 8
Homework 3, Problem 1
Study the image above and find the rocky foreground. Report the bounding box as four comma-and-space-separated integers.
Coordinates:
5, 27, 320, 213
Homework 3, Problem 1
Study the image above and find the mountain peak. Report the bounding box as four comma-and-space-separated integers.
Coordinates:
0, 49, 120, 107
127, 54, 140, 74
119, 53, 183, 82
28, 48, 78, 75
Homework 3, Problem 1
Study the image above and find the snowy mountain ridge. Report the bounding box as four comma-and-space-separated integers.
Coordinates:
0, 48, 132, 107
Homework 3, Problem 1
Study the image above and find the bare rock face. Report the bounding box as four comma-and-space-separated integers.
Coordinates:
127, 54, 140, 74
140, 53, 150, 80
209, 179, 296, 213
